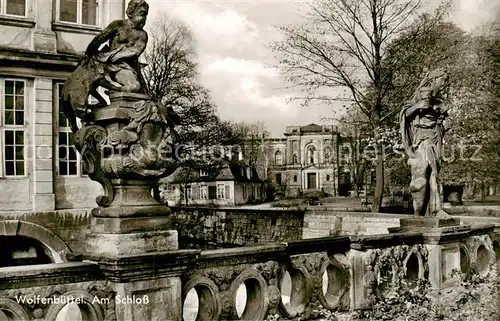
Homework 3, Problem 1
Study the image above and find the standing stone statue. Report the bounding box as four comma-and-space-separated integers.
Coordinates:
398, 69, 450, 217
61, 0, 179, 216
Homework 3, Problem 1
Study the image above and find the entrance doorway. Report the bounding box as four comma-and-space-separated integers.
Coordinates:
307, 173, 316, 190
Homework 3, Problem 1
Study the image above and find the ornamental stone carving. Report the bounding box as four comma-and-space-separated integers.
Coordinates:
61, 0, 180, 217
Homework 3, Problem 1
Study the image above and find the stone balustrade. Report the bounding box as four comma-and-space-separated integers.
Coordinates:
0, 222, 499, 320
180, 225, 499, 320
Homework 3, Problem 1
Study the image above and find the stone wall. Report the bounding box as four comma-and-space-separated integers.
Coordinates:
169, 207, 305, 249
303, 210, 407, 239
303, 209, 500, 239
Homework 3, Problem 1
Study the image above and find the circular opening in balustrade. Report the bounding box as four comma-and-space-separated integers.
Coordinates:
319, 262, 349, 310
183, 278, 220, 321
476, 244, 491, 276
55, 303, 83, 321
183, 288, 199, 321
0, 309, 15, 320
44, 291, 103, 321
405, 253, 420, 281
460, 246, 470, 274
234, 277, 267, 320
279, 268, 310, 317
0, 299, 30, 321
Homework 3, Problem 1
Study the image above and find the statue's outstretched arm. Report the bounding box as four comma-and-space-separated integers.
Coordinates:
109, 32, 148, 62
85, 20, 122, 56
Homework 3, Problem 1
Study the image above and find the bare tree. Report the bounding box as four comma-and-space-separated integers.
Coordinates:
272, 0, 450, 211
143, 13, 218, 145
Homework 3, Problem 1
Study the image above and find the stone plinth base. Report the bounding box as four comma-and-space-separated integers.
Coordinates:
113, 276, 182, 321
90, 216, 173, 234
92, 180, 171, 218
86, 230, 178, 257
86, 216, 177, 257
92, 205, 170, 218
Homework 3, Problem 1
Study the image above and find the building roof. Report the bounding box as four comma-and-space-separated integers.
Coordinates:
167, 161, 263, 184
300, 123, 324, 132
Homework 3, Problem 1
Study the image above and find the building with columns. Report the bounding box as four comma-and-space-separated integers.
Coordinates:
265, 124, 351, 197
0, 0, 127, 211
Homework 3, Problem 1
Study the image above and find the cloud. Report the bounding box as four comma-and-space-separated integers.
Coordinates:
204, 57, 277, 78
164, 3, 259, 51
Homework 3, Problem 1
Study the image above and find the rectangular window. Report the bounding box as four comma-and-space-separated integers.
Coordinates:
200, 186, 208, 200
57, 83, 86, 176
2, 79, 26, 177
225, 185, 230, 199
4, 130, 24, 176
186, 186, 192, 200
217, 184, 225, 199
1, 0, 26, 16
59, 0, 98, 26
58, 132, 78, 176
4, 80, 24, 126
208, 186, 216, 200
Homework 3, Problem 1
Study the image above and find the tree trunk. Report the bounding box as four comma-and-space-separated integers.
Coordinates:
481, 181, 486, 202
372, 143, 384, 212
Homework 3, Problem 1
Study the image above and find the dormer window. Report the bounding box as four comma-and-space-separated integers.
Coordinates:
1, 0, 26, 16
200, 170, 208, 177
58, 0, 99, 26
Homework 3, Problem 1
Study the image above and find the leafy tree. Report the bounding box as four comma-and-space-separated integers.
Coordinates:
272, 0, 451, 211
387, 18, 500, 198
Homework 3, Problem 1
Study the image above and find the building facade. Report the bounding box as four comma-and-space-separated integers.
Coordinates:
0, 0, 127, 211
163, 162, 264, 207
265, 124, 351, 197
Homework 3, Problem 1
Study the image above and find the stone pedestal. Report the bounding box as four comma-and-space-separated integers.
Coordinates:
83, 214, 199, 321
421, 224, 472, 289
390, 217, 470, 290
86, 216, 177, 257
81, 89, 189, 320
388, 217, 461, 233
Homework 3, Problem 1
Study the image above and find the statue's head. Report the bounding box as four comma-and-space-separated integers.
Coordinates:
414, 68, 449, 101
126, 0, 149, 29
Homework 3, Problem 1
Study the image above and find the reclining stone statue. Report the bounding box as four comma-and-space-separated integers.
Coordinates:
61, 0, 179, 214
61, 0, 149, 133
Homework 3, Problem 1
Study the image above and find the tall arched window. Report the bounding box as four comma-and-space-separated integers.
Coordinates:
306, 145, 316, 164
275, 150, 283, 165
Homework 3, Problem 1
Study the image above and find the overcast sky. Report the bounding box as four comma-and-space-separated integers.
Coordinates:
145, 0, 499, 137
